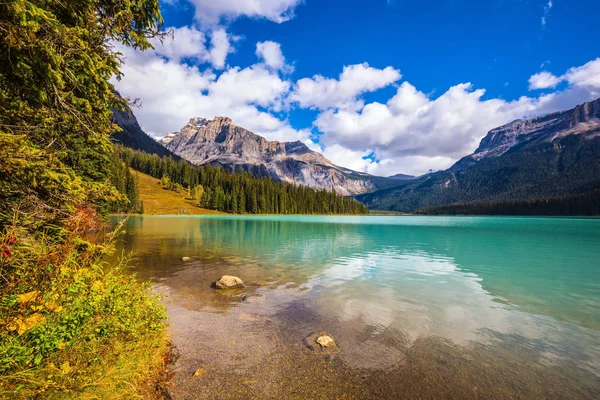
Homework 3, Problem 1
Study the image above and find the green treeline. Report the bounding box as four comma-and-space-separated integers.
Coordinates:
113, 146, 370, 215
108, 150, 144, 213
416, 190, 600, 216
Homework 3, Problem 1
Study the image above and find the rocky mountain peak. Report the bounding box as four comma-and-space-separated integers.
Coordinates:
156, 116, 396, 195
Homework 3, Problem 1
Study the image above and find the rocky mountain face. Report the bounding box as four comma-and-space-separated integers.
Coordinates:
111, 99, 179, 159
357, 98, 600, 212
158, 117, 397, 196
451, 98, 600, 171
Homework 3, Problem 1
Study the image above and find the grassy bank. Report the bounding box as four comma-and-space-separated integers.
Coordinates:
136, 169, 224, 215
0, 219, 170, 399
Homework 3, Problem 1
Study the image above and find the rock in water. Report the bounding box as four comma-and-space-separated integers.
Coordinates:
304, 331, 340, 354
181, 257, 192, 261
316, 334, 336, 348
215, 275, 245, 289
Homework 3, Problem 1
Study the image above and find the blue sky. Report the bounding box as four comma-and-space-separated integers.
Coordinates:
114, 0, 600, 176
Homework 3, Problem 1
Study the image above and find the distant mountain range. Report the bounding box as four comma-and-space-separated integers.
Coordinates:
111, 95, 600, 214
357, 98, 600, 212
157, 117, 401, 196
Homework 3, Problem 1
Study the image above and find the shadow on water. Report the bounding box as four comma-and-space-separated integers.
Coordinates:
112, 215, 600, 399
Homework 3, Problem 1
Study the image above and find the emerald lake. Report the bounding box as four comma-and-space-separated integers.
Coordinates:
113, 215, 600, 399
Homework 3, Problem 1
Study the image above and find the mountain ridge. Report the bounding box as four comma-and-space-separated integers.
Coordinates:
158, 116, 401, 196
110, 98, 180, 159
357, 97, 600, 212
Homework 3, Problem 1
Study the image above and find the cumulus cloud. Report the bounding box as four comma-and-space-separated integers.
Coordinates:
210, 64, 291, 107
183, 0, 304, 25
112, 42, 308, 143
564, 58, 600, 96
207, 29, 235, 68
528, 71, 562, 90
306, 57, 600, 176
150, 26, 234, 69
256, 41, 293, 73
290, 63, 401, 110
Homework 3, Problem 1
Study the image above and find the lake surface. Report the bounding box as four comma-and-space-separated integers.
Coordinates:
113, 215, 600, 399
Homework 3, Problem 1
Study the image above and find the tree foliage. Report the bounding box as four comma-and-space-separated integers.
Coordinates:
0, 0, 163, 229
0, 1, 168, 397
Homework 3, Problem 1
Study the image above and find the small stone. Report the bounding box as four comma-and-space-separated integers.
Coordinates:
304, 331, 340, 354
181, 257, 192, 261
214, 275, 245, 289
316, 334, 336, 348
193, 368, 206, 378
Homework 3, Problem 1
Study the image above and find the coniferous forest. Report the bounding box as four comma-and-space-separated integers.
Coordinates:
415, 190, 600, 216
111, 146, 369, 215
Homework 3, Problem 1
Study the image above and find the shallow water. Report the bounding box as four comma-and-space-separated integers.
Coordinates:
112, 215, 600, 399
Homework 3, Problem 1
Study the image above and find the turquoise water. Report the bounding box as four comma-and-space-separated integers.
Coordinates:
114, 215, 600, 398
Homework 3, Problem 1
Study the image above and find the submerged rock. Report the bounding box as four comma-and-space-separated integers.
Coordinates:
304, 332, 340, 354
181, 257, 192, 261
316, 334, 336, 348
214, 275, 245, 289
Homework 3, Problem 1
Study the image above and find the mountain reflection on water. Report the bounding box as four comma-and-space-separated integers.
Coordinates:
112, 215, 600, 399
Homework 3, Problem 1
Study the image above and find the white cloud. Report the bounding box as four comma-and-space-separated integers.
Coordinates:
528, 71, 562, 90
564, 58, 600, 96
150, 26, 234, 69
184, 0, 304, 25
112, 42, 307, 143
210, 64, 291, 107
207, 29, 235, 68
541, 0, 553, 26
151, 26, 206, 62
256, 41, 293, 73
305, 57, 600, 176
290, 63, 401, 110
318, 143, 380, 174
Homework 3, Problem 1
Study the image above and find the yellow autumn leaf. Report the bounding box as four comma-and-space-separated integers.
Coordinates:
60, 361, 72, 375
18, 291, 40, 305
57, 343, 67, 350
91, 281, 104, 292
44, 301, 63, 312
6, 319, 26, 335
23, 313, 45, 333
31, 305, 44, 311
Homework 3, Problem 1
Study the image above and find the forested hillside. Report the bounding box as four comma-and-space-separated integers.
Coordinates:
112, 146, 369, 215
416, 190, 600, 216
